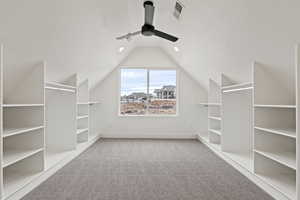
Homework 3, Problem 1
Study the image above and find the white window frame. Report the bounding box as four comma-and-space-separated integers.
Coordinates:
118, 67, 179, 117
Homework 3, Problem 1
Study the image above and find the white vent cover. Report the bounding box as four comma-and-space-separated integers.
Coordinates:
173, 1, 184, 19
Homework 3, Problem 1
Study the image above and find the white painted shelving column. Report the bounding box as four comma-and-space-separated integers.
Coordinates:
253, 61, 296, 200
77, 79, 89, 145
296, 44, 300, 200
221, 74, 254, 171
45, 74, 77, 169
208, 79, 222, 151
2, 55, 45, 199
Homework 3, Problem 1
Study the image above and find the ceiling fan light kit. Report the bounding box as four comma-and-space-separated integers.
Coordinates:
116, 0, 179, 42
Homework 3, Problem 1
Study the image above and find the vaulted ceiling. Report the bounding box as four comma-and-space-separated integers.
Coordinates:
1, 0, 300, 94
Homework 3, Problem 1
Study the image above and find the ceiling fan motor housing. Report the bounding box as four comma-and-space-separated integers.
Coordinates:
142, 24, 155, 36
143, 1, 154, 7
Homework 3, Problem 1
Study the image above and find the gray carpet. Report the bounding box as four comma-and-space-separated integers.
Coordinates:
22, 139, 274, 200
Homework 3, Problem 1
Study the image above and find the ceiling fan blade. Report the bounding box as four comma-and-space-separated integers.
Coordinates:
116, 31, 141, 40
144, 1, 154, 25
153, 30, 178, 42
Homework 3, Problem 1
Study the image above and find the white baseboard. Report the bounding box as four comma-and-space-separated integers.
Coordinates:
6, 134, 101, 200
197, 135, 290, 200
100, 132, 197, 139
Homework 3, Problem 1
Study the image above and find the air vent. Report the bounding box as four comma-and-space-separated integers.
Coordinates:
173, 1, 183, 19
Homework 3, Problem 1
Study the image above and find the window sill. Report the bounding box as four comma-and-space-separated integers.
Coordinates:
118, 114, 179, 118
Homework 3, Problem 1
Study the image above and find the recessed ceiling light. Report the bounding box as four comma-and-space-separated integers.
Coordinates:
119, 47, 125, 53
174, 46, 179, 52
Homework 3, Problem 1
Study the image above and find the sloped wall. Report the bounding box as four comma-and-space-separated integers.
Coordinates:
91, 47, 208, 138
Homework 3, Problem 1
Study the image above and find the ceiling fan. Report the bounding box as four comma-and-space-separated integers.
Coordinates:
116, 1, 179, 42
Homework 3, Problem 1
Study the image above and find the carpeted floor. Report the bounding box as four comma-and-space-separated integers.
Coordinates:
22, 139, 274, 200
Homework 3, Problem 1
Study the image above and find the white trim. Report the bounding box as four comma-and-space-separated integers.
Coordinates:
5, 134, 101, 200
100, 133, 196, 139
197, 136, 290, 200
118, 67, 179, 117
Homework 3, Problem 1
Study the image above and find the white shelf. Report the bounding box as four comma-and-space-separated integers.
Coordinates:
4, 170, 43, 197
254, 150, 296, 170
255, 126, 296, 138
89, 101, 101, 105
3, 148, 44, 168
45, 86, 75, 93
254, 104, 296, 109
209, 129, 221, 135
222, 87, 253, 93
77, 115, 88, 120
3, 126, 44, 138
255, 172, 296, 200
46, 82, 76, 89
77, 128, 88, 135
198, 102, 221, 106
222, 82, 253, 90
77, 102, 89, 105
208, 116, 221, 121
3, 104, 44, 108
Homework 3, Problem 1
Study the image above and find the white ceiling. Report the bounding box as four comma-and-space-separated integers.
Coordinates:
1, 0, 300, 95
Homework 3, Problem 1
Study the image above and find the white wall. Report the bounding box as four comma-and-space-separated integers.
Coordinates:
0, 0, 136, 96
1, 0, 299, 102
91, 47, 208, 138
163, 0, 300, 102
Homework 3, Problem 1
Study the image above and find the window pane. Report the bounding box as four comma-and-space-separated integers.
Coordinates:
120, 69, 147, 115
149, 70, 177, 115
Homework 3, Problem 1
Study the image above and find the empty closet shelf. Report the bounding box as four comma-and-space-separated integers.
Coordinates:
4, 170, 43, 198
198, 102, 221, 106
3, 148, 44, 168
45, 86, 75, 93
46, 82, 76, 90
254, 127, 296, 138
255, 172, 295, 200
89, 101, 100, 105
77, 115, 88, 120
254, 149, 296, 170
222, 82, 253, 90
208, 116, 221, 121
222, 87, 253, 93
254, 104, 296, 109
77, 128, 88, 135
3, 104, 44, 108
209, 129, 221, 135
77, 102, 89, 105
3, 126, 44, 138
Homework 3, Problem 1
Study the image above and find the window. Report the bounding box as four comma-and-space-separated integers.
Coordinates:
120, 68, 177, 116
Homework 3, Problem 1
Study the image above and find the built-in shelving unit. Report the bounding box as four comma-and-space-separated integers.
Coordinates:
45, 75, 77, 169
207, 79, 222, 151
253, 61, 297, 200
77, 79, 89, 144
221, 74, 253, 171
0, 45, 102, 199
1, 56, 46, 198
296, 44, 300, 200
198, 79, 222, 148
198, 45, 300, 200
254, 127, 296, 138
3, 126, 44, 138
